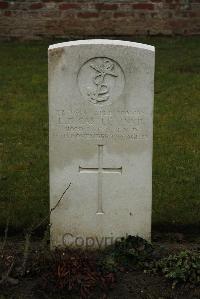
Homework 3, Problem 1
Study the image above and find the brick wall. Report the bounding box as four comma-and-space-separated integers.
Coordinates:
0, 0, 199, 40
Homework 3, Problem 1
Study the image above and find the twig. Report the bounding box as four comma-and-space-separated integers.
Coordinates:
1, 197, 12, 254
20, 183, 71, 276
51, 182, 71, 213
0, 195, 15, 284
31, 182, 71, 232
21, 232, 31, 277
0, 142, 5, 167
1, 215, 10, 253
0, 259, 16, 285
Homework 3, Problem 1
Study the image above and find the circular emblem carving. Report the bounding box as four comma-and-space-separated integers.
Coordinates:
78, 57, 125, 105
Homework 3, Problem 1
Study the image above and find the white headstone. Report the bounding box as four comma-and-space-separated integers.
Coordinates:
49, 40, 155, 248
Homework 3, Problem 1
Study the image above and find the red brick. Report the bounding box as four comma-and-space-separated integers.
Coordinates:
4, 10, 11, 16
0, 1, 8, 9
168, 4, 179, 8
59, 3, 80, 10
167, 0, 180, 2
78, 12, 99, 18
30, 3, 43, 9
114, 12, 134, 18
0, 0, 199, 39
43, 0, 62, 2
118, 3, 133, 9
95, 3, 118, 10
190, 12, 196, 17
133, 3, 154, 10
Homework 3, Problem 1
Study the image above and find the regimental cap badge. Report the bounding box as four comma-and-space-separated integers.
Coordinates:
78, 57, 125, 105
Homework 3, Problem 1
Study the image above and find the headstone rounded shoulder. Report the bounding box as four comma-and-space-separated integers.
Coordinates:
49, 39, 155, 249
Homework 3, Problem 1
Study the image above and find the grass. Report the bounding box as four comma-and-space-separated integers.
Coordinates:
0, 37, 199, 232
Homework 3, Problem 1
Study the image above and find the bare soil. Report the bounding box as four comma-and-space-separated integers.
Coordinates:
0, 232, 199, 299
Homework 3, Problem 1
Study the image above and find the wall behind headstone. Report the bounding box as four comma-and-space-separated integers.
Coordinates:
0, 0, 199, 40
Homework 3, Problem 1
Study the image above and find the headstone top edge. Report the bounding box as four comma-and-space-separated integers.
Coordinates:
48, 39, 155, 52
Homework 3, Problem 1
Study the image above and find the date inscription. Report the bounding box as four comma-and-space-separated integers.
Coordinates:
53, 108, 149, 141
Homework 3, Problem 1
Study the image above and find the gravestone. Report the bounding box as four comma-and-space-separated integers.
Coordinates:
49, 40, 155, 248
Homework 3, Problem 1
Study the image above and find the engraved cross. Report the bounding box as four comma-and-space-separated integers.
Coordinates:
79, 145, 122, 214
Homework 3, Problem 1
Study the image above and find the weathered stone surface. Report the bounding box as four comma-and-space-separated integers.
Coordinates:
49, 39, 155, 248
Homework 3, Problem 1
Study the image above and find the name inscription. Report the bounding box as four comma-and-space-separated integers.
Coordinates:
53, 108, 149, 141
